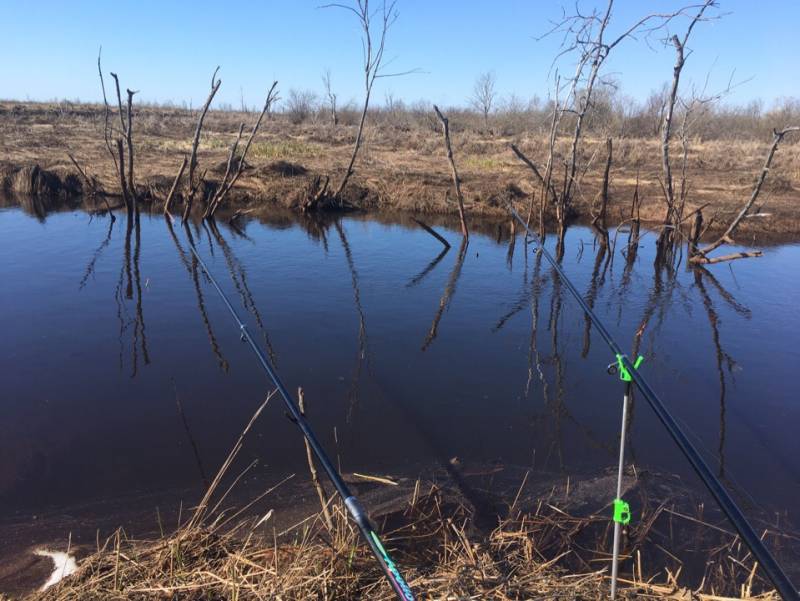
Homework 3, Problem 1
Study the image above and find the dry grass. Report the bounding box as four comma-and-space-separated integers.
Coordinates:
20, 487, 783, 601
1, 100, 798, 235
14, 388, 787, 601
22, 486, 783, 601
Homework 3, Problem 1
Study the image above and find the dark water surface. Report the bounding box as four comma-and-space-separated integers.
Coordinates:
1, 204, 799, 549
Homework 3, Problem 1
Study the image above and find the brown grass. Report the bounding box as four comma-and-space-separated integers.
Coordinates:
1, 101, 798, 236
21, 487, 782, 601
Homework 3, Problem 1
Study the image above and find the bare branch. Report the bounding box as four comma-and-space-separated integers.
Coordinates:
183, 67, 222, 222
163, 156, 188, 215
206, 81, 280, 219
690, 126, 798, 263
433, 105, 468, 239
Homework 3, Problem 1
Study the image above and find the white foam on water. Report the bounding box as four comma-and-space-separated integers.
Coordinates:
33, 549, 78, 591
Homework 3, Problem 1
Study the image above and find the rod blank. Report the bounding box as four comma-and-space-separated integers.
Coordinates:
186, 241, 415, 601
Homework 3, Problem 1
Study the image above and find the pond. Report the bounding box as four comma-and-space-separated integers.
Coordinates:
1, 201, 798, 563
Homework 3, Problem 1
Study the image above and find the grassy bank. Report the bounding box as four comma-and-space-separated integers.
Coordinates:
1, 101, 798, 236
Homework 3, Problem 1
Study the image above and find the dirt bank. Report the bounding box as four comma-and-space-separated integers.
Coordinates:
1, 101, 798, 239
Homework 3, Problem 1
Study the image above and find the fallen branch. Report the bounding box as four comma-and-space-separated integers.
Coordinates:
690, 126, 798, 264
411, 217, 450, 249
690, 250, 763, 265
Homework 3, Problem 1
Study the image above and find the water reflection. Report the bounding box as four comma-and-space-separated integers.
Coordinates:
111, 215, 150, 377
406, 245, 449, 289
205, 218, 277, 366
422, 238, 468, 351
2, 199, 797, 538
79, 217, 115, 290
694, 268, 742, 479
166, 216, 230, 372
333, 220, 371, 421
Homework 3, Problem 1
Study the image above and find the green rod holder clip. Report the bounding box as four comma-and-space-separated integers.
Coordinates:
615, 354, 643, 382
613, 498, 631, 525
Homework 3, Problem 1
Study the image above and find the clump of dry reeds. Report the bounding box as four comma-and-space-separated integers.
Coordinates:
27, 482, 782, 601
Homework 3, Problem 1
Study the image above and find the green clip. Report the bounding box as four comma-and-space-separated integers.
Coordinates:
613, 498, 631, 525
615, 354, 643, 382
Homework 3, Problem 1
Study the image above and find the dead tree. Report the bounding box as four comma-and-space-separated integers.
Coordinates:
655, 0, 716, 262
325, 0, 413, 202
97, 51, 138, 216
204, 81, 279, 219
97, 48, 117, 175
322, 68, 338, 126
627, 172, 641, 261
433, 105, 468, 239
512, 0, 699, 254
689, 126, 798, 265
591, 137, 612, 247
183, 67, 222, 222
470, 71, 496, 130
110, 73, 137, 200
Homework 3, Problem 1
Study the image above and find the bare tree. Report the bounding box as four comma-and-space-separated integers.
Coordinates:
322, 68, 338, 126
645, 84, 670, 136
470, 71, 497, 129
110, 73, 137, 201
324, 0, 414, 202
655, 0, 716, 263
182, 67, 222, 222
97, 49, 138, 216
511, 0, 698, 257
285, 89, 318, 124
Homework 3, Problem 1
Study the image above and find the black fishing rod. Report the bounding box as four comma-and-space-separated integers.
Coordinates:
509, 205, 798, 601
187, 243, 416, 601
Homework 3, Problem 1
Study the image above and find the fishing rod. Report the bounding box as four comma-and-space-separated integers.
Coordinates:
186, 242, 416, 601
508, 205, 798, 601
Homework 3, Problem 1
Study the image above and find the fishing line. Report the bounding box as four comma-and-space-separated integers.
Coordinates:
509, 204, 798, 601
186, 241, 416, 601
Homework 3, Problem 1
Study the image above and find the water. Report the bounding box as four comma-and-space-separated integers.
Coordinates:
1, 203, 799, 552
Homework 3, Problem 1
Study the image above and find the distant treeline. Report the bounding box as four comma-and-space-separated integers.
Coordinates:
5, 88, 799, 142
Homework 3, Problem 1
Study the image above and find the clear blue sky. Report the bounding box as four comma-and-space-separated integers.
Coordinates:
2, 1, 797, 109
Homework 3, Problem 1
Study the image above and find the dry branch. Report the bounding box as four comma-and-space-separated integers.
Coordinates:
411, 217, 450, 249
510, 144, 558, 206
205, 81, 279, 219
298, 387, 334, 532
690, 126, 799, 264
591, 137, 612, 244
656, 0, 716, 261
183, 67, 222, 222
433, 105, 468, 239
163, 156, 188, 215
327, 0, 408, 201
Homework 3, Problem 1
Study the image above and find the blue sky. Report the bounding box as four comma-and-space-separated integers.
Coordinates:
2, 1, 797, 109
